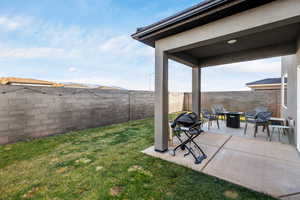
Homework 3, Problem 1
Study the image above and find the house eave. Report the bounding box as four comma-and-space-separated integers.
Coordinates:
132, 0, 276, 47
131, 0, 228, 38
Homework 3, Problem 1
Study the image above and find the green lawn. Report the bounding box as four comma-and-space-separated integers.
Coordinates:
0, 115, 275, 200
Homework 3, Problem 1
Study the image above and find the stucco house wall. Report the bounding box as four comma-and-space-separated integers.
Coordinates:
281, 36, 300, 150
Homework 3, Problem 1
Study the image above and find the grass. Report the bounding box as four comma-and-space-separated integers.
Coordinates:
0, 114, 275, 200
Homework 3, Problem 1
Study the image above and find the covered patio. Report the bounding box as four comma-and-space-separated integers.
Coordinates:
132, 0, 300, 153
132, 0, 300, 199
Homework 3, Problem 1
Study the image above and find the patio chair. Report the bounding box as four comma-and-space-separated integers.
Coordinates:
201, 109, 220, 130
211, 104, 227, 120
244, 106, 268, 134
170, 112, 207, 164
244, 106, 268, 119
244, 111, 272, 140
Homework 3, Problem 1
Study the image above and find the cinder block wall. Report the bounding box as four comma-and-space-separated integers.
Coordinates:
0, 85, 281, 145
184, 90, 281, 117
0, 85, 184, 144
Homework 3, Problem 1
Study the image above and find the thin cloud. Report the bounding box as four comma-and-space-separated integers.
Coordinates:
0, 12, 281, 92
0, 16, 32, 31
0, 46, 79, 60
68, 67, 78, 72
98, 35, 153, 57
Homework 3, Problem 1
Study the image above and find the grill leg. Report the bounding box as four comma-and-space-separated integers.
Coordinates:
183, 132, 207, 164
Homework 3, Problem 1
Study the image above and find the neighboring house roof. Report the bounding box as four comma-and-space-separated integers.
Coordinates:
246, 78, 286, 86
63, 82, 125, 90
0, 77, 64, 87
132, 0, 274, 47
246, 78, 287, 90
97, 86, 124, 90
63, 83, 90, 88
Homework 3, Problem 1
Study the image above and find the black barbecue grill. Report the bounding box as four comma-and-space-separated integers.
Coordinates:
170, 112, 207, 164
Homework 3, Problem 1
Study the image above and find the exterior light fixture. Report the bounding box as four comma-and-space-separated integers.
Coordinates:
227, 39, 237, 44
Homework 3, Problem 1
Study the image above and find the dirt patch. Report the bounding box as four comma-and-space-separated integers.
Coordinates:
223, 190, 239, 199
56, 167, 68, 174
96, 166, 104, 171
110, 186, 123, 196
128, 165, 153, 177
128, 165, 143, 171
75, 158, 92, 164
50, 157, 60, 163
22, 187, 42, 199
4, 146, 12, 151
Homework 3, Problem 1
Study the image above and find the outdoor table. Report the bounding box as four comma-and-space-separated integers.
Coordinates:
269, 117, 285, 125
268, 117, 288, 142
269, 124, 290, 142
225, 112, 243, 128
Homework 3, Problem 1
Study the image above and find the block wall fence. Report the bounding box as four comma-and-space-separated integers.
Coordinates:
184, 90, 281, 117
0, 85, 280, 144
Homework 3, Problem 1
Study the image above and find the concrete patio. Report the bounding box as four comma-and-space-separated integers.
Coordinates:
143, 132, 300, 199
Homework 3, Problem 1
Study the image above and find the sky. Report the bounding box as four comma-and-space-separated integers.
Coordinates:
0, 0, 281, 92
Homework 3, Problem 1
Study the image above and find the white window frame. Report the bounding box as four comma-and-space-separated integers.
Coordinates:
282, 73, 288, 109
297, 66, 300, 152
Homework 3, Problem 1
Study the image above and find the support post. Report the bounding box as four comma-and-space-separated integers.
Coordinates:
154, 49, 169, 152
192, 67, 201, 117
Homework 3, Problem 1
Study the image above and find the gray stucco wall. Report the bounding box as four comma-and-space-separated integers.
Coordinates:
282, 37, 300, 150
0, 85, 184, 145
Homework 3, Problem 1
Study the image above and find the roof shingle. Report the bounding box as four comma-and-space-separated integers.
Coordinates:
246, 78, 286, 86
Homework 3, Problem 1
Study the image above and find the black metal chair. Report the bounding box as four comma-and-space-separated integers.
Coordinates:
211, 104, 227, 120
244, 106, 268, 134
245, 106, 268, 120
201, 109, 220, 130
244, 111, 272, 140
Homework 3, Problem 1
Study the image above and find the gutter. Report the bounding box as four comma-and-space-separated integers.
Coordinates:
132, 0, 231, 39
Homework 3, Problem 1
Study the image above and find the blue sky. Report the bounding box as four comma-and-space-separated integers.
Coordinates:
0, 0, 281, 91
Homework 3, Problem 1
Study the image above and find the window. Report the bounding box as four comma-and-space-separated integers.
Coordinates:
282, 73, 288, 108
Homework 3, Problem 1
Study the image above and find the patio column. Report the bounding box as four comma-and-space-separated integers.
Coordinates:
154, 49, 169, 152
192, 67, 201, 116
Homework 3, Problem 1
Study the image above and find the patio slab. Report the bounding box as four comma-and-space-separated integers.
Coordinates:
143, 132, 300, 198
203, 148, 300, 197
143, 143, 219, 172
281, 193, 300, 200
224, 136, 300, 165
193, 132, 231, 147
143, 131, 229, 171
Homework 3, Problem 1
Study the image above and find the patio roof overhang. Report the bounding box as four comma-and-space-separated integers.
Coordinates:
132, 0, 300, 152
132, 0, 275, 47
132, 0, 300, 67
